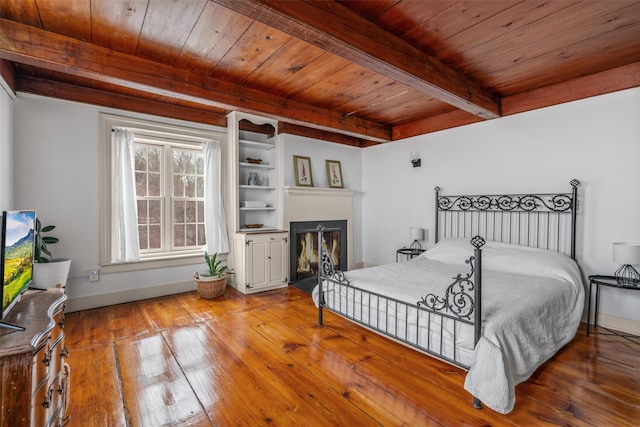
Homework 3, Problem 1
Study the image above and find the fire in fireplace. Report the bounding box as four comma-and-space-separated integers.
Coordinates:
290, 220, 347, 283
296, 230, 341, 280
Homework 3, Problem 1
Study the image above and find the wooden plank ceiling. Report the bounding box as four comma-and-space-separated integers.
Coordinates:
1, 0, 639, 147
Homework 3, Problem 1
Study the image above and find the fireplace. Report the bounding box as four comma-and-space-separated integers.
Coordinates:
290, 220, 348, 284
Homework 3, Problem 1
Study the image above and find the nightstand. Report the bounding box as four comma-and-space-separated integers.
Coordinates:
396, 247, 425, 262
587, 275, 640, 341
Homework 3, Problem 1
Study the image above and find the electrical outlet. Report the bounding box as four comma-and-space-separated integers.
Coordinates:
89, 270, 100, 282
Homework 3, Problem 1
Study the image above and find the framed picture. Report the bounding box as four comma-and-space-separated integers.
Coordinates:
293, 155, 314, 187
326, 160, 344, 188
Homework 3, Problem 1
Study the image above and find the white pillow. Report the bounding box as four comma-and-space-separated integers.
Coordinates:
421, 238, 473, 263
424, 238, 581, 283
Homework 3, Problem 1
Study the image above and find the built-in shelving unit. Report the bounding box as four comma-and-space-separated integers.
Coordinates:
236, 135, 277, 232
227, 111, 288, 294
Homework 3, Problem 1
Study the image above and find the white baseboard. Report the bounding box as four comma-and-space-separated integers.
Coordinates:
349, 261, 367, 270
65, 280, 195, 313
357, 262, 377, 269
596, 313, 640, 336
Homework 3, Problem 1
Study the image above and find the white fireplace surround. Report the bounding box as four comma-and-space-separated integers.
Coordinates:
283, 186, 355, 271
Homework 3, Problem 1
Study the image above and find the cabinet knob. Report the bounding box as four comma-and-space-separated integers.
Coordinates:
43, 348, 52, 367
42, 388, 53, 408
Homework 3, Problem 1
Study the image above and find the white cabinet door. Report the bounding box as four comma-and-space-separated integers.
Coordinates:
268, 237, 287, 284
247, 237, 268, 290
245, 232, 288, 292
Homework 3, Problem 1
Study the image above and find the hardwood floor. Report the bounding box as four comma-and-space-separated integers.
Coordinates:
64, 286, 639, 426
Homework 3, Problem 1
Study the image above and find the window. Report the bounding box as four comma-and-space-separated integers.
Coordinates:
100, 114, 226, 272
134, 141, 206, 255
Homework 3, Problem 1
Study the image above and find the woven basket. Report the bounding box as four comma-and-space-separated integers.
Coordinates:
194, 276, 227, 299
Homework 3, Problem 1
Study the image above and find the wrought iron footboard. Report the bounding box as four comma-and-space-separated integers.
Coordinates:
316, 226, 485, 407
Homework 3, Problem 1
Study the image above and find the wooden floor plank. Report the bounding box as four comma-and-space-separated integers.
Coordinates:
116, 333, 212, 426
135, 295, 196, 331
106, 301, 153, 341
65, 345, 127, 426
65, 307, 110, 349
64, 286, 640, 426
164, 322, 303, 425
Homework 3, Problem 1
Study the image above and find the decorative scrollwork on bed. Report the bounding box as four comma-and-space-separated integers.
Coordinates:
320, 242, 350, 284
317, 225, 350, 285
435, 180, 580, 258
437, 192, 573, 213
417, 256, 476, 320
417, 236, 485, 320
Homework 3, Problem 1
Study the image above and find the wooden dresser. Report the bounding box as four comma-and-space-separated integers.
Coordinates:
0, 289, 69, 427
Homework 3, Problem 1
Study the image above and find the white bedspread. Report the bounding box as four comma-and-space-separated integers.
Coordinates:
312, 238, 584, 414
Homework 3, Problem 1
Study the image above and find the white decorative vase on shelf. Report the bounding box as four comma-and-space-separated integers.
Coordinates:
32, 259, 72, 289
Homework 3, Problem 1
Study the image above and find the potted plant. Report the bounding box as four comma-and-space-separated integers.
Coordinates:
193, 252, 230, 298
32, 219, 71, 289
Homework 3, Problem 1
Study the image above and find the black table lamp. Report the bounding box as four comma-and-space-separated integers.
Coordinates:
409, 227, 424, 250
613, 242, 640, 286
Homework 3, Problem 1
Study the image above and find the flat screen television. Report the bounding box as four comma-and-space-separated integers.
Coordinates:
1, 210, 36, 331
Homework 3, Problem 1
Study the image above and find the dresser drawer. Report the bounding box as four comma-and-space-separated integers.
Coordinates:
31, 380, 54, 427
48, 336, 64, 385
49, 310, 64, 346
47, 372, 63, 427
31, 342, 51, 394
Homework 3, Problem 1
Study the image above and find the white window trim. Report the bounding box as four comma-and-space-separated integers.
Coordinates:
99, 114, 227, 273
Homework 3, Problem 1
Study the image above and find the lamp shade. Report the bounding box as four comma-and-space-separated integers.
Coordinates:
613, 242, 640, 265
410, 227, 424, 241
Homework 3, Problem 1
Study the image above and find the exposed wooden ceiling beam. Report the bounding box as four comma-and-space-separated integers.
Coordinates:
279, 122, 373, 148
393, 110, 482, 141
392, 62, 640, 141
17, 74, 376, 147
501, 62, 640, 116
15, 75, 229, 128
0, 18, 391, 142
0, 59, 16, 97
213, 0, 501, 120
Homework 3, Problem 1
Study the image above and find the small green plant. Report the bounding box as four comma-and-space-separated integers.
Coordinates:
34, 218, 59, 263
204, 252, 228, 278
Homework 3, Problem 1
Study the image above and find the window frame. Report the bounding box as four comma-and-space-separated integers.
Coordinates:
133, 138, 207, 257
99, 114, 227, 273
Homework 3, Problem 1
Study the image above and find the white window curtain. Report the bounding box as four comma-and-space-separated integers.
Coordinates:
112, 128, 141, 262
204, 141, 229, 254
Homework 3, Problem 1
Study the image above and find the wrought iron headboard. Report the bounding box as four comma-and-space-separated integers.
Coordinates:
435, 179, 580, 259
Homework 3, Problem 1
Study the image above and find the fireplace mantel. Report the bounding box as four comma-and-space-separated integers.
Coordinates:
282, 186, 355, 270
283, 186, 356, 198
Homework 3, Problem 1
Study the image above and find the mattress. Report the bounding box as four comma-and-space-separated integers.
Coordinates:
313, 238, 585, 414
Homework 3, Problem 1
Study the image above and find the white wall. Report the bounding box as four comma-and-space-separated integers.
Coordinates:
363, 87, 640, 329
279, 134, 363, 263
12, 94, 229, 310
0, 84, 13, 209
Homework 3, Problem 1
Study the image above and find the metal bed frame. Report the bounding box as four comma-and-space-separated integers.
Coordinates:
316, 179, 580, 409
